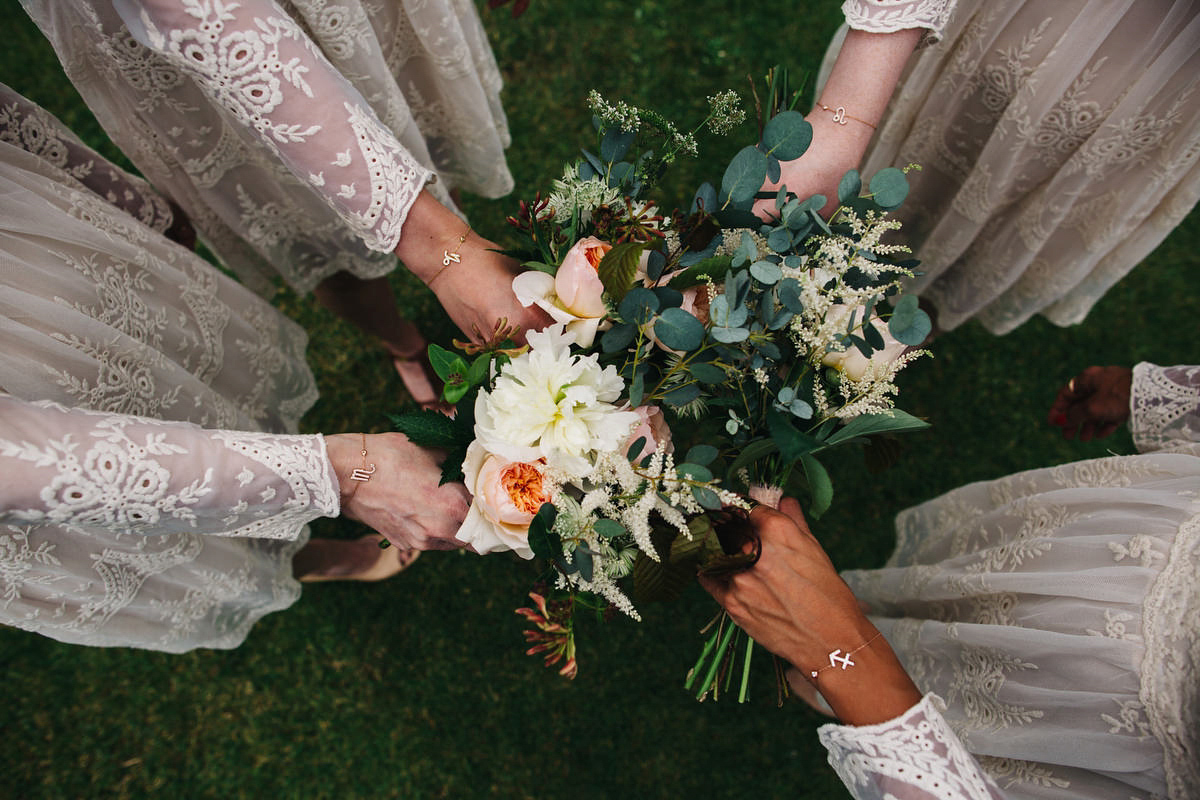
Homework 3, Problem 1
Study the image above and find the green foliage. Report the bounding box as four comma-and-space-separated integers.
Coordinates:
597, 241, 648, 304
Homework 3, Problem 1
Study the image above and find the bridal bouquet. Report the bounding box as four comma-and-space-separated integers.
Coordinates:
393, 81, 931, 700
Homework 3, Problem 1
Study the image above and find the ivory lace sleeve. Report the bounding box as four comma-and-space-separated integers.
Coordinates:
0, 395, 340, 539
1130, 363, 1200, 453
114, 0, 433, 253
817, 694, 1006, 800
841, 0, 955, 42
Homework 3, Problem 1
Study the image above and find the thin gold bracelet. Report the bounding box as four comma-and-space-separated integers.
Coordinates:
428, 226, 472, 287
805, 630, 884, 682
816, 103, 878, 130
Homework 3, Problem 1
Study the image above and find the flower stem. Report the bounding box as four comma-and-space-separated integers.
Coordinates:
738, 634, 755, 703
696, 618, 738, 700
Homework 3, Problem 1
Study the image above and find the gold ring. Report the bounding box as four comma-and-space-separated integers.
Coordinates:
1067, 378, 1076, 393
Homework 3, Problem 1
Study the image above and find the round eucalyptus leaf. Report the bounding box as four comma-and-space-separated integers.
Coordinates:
600, 128, 636, 163
766, 154, 781, 184
761, 111, 813, 160
692, 182, 718, 213
790, 398, 814, 419
601, 322, 637, 353
685, 444, 719, 466
837, 169, 862, 204
593, 519, 626, 539
689, 362, 727, 384
676, 462, 713, 482
693, 487, 723, 510
750, 259, 783, 285
618, 287, 660, 325
719, 145, 769, 206
710, 325, 750, 343
868, 167, 909, 209
663, 381, 702, 407
645, 248, 668, 281
652, 286, 684, 310
653, 307, 706, 351
766, 228, 793, 254
888, 307, 932, 345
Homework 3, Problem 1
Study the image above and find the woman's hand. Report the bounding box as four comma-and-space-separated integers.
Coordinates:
325, 433, 471, 550
754, 112, 873, 221
1047, 366, 1133, 441
699, 497, 921, 725
394, 191, 551, 345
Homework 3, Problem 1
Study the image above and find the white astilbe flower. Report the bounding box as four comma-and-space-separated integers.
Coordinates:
545, 164, 622, 224
825, 347, 928, 419
474, 325, 640, 478
715, 228, 770, 260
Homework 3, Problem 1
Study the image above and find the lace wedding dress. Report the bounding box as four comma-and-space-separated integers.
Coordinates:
819, 362, 1200, 800
20, 0, 513, 295
0, 84, 341, 651
838, 0, 1200, 333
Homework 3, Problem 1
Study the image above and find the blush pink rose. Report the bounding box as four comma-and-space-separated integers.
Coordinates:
555, 236, 610, 318
625, 405, 673, 456
822, 304, 907, 381
457, 442, 548, 559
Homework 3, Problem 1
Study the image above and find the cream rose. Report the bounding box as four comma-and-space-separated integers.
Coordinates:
456, 442, 547, 559
822, 304, 907, 381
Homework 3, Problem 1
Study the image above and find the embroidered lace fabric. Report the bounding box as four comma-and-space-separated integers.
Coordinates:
0, 84, 340, 651
823, 362, 1200, 800
20, 0, 513, 295
841, 0, 954, 44
836, 0, 1200, 334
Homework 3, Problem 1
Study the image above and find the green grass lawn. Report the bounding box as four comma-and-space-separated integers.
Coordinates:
3, 2, 1197, 798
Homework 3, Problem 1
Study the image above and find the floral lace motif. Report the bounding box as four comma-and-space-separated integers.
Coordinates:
842, 0, 954, 43
819, 694, 1005, 799
1130, 363, 1200, 453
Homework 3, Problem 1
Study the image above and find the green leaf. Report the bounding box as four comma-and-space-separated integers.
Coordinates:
593, 519, 625, 539
574, 545, 594, 581
601, 322, 637, 353
766, 228, 792, 254
427, 343, 465, 382
887, 294, 932, 345
627, 435, 647, 462
520, 260, 559, 275
693, 487, 723, 510
629, 371, 645, 408
823, 409, 931, 447
388, 410, 472, 450
732, 231, 758, 268
596, 241, 647, 305
685, 444, 719, 466
676, 462, 714, 482
726, 437, 779, 482
443, 380, 470, 405
467, 354, 491, 387
666, 255, 733, 290
688, 362, 727, 384
799, 453, 833, 519
710, 325, 750, 344
767, 409, 821, 463
761, 111, 812, 160
868, 167, 909, 209
527, 503, 561, 560
719, 145, 769, 207
618, 287, 660, 325
600, 128, 636, 162
750, 259, 783, 285
633, 551, 695, 603
837, 169, 862, 204
778, 278, 804, 312
692, 182, 718, 213
662, 381, 701, 406
653, 307, 706, 351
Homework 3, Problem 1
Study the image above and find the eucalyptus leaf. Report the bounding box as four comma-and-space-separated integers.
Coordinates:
761, 110, 812, 160
600, 128, 636, 163
627, 435, 647, 462
627, 369, 646, 407
790, 398, 814, 419
601, 322, 638, 353
654, 307, 706, 351
663, 381, 701, 406
725, 437, 779, 483
765, 154, 781, 184
689, 362, 727, 384
711, 324, 748, 343
887, 294, 932, 345
685, 444, 719, 466
693, 487, 723, 510
609, 161, 635, 188
581, 149, 606, 177
837, 169, 862, 204
750, 259, 783, 285
775, 185, 788, 210
652, 286, 684, 310
778, 279, 804, 312
618, 287, 660, 325
691, 182, 718, 213
719, 145, 769, 207
868, 167, 909, 209
766, 228, 792, 254
668, 255, 732, 286
732, 231, 758, 268
768, 409, 820, 463
593, 519, 626, 539
676, 462, 714, 482
645, 249, 668, 281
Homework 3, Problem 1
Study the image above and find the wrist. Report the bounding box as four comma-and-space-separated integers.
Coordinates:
324, 433, 366, 509
802, 625, 923, 726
